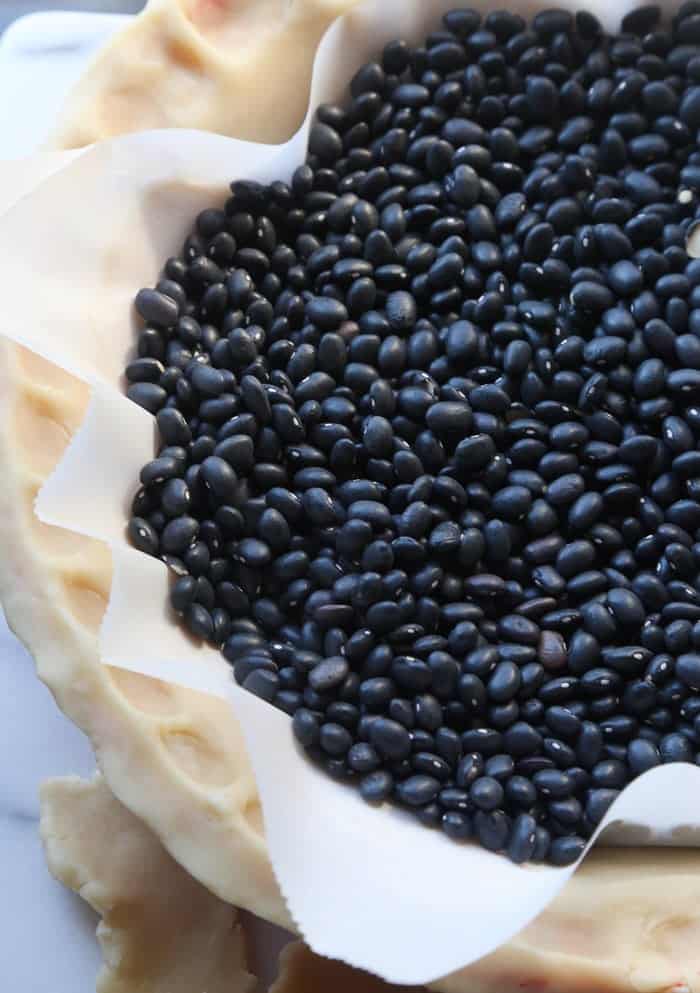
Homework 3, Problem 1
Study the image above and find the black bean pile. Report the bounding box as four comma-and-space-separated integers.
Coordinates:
126, 4, 700, 866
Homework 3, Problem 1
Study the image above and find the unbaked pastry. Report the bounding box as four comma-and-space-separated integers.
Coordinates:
53, 0, 361, 148
40, 774, 256, 993
41, 776, 700, 993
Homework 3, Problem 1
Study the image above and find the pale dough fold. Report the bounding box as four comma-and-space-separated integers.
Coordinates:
40, 774, 256, 993
271, 942, 421, 993
53, 0, 362, 148
41, 776, 700, 993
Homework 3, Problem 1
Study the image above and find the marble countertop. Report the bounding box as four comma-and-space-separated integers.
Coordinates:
0, 1, 143, 34
0, 10, 129, 157
0, 609, 101, 989
0, 14, 126, 988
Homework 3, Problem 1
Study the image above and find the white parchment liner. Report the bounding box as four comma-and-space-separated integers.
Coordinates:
3, 0, 700, 983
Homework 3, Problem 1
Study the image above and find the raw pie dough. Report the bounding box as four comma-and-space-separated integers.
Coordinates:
53, 0, 360, 148
41, 776, 700, 993
42, 775, 422, 993
3, 0, 700, 989
40, 775, 409, 993
40, 775, 256, 993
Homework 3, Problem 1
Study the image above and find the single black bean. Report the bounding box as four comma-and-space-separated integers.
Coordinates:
442, 811, 472, 840
161, 515, 199, 554
369, 717, 412, 760
357, 762, 394, 802
533, 769, 573, 798
586, 788, 618, 826
677, 653, 700, 691
396, 775, 441, 807
470, 776, 504, 812
549, 836, 585, 866
135, 288, 179, 327
128, 517, 159, 556
659, 732, 694, 763
456, 753, 485, 790
474, 810, 510, 852
508, 813, 537, 864
128, 382, 168, 413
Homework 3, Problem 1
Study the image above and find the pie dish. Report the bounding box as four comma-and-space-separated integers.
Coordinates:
5, 0, 700, 988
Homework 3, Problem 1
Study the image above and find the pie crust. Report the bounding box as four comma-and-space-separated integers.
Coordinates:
40, 774, 257, 993
5, 3, 700, 990
53, 0, 360, 148
42, 776, 700, 993
41, 775, 418, 993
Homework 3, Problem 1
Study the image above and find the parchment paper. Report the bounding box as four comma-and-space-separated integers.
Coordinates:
1, 0, 700, 983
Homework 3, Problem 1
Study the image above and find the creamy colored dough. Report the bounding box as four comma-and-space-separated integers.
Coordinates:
40, 775, 256, 993
41, 776, 700, 993
271, 942, 422, 993
53, 0, 361, 148
437, 848, 700, 993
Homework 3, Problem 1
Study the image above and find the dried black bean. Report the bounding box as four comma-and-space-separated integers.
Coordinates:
243, 667, 280, 702
185, 603, 214, 641
127, 382, 168, 413
309, 657, 349, 693
507, 813, 538, 864
474, 810, 510, 852
659, 731, 694, 763
396, 775, 441, 807
470, 776, 504, 812
677, 653, 700, 691
128, 517, 159, 556
441, 811, 472, 840
360, 770, 393, 803
135, 288, 179, 327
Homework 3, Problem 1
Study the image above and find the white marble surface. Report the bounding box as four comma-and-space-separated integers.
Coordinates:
0, 3, 142, 35
0, 12, 125, 990
0, 612, 101, 989
0, 11, 127, 158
